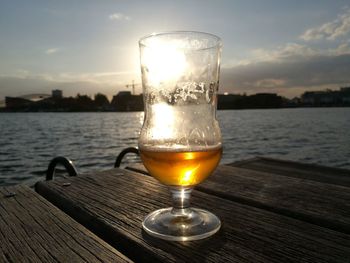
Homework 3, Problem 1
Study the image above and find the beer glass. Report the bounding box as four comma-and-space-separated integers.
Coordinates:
138, 31, 222, 241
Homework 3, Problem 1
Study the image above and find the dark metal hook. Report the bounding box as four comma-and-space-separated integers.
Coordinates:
46, 156, 78, 181
115, 147, 139, 168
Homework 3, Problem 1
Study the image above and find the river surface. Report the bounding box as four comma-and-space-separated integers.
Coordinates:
0, 108, 349, 186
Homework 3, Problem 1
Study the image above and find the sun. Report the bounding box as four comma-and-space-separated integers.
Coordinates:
150, 103, 175, 139
142, 39, 188, 86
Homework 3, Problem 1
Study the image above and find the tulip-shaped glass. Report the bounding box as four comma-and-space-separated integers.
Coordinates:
138, 31, 222, 241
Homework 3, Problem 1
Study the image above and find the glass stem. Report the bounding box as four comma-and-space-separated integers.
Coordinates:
170, 186, 193, 215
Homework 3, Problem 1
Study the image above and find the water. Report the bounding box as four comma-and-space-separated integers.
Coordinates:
0, 108, 349, 186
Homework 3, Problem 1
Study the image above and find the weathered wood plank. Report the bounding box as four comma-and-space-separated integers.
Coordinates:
128, 158, 350, 187
125, 163, 148, 175
229, 157, 350, 187
126, 163, 350, 234
0, 185, 132, 262
36, 169, 350, 263
201, 165, 350, 234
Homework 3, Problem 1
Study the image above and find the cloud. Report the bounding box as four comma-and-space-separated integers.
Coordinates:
254, 78, 287, 88
109, 13, 131, 21
0, 70, 137, 85
249, 43, 319, 63
54, 71, 136, 84
220, 7, 350, 99
300, 9, 350, 41
232, 41, 350, 67
0, 76, 119, 100
220, 53, 350, 97
45, 48, 59, 55
0, 70, 139, 100
335, 40, 350, 54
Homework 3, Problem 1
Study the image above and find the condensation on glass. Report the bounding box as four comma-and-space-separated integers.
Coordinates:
138, 31, 223, 241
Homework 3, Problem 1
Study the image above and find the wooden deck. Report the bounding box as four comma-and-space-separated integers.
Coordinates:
128, 160, 350, 234
0, 185, 131, 262
1, 157, 350, 262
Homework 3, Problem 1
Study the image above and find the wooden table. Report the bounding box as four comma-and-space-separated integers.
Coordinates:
34, 157, 350, 262
0, 185, 131, 262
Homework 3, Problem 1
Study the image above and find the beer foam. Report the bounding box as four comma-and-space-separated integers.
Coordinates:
139, 142, 222, 153
144, 81, 218, 106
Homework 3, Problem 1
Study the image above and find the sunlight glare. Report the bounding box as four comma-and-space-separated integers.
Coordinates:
180, 164, 200, 185
143, 39, 187, 85
151, 103, 176, 139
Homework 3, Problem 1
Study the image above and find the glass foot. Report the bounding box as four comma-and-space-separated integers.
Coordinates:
142, 207, 221, 241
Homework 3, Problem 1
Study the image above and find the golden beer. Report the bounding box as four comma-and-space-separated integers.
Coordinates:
139, 146, 222, 186
139, 31, 223, 240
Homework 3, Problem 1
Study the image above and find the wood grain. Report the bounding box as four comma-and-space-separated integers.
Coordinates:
36, 168, 350, 263
126, 162, 350, 234
200, 165, 350, 234
0, 185, 132, 263
229, 157, 350, 187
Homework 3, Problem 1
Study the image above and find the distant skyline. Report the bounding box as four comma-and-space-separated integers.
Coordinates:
1, 0, 350, 100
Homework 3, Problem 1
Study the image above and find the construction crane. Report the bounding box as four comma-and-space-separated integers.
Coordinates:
125, 80, 141, 95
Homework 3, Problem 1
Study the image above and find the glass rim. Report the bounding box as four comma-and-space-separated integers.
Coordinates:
139, 31, 222, 51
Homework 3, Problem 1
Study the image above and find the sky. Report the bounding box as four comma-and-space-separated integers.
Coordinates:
0, 0, 350, 101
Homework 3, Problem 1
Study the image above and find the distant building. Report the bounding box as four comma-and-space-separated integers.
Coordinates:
52, 89, 63, 99
302, 91, 334, 105
116, 91, 132, 97
301, 88, 350, 106
111, 91, 144, 111
4, 93, 51, 110
5, 97, 32, 109
217, 92, 283, 109
340, 87, 350, 104
217, 94, 241, 109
